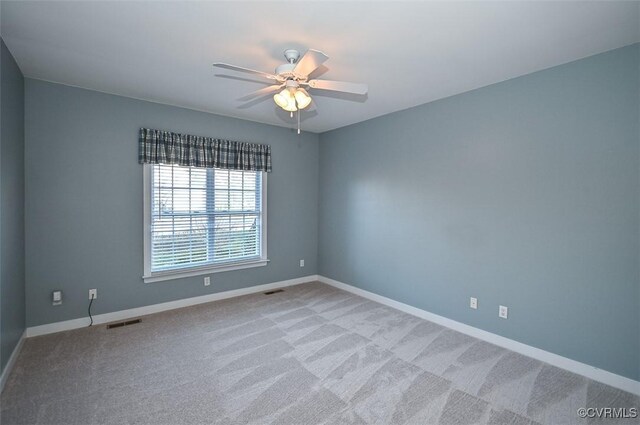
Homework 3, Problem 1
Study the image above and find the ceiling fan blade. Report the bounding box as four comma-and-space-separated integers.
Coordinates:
293, 49, 329, 78
213, 63, 278, 80
307, 79, 368, 95
214, 74, 276, 86
237, 84, 283, 101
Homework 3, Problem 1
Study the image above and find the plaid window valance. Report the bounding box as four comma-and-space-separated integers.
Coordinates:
138, 128, 272, 172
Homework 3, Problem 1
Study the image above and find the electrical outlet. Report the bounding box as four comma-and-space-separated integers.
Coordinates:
499, 305, 508, 319
52, 290, 62, 306
204, 276, 211, 286
89, 289, 97, 300
470, 297, 477, 309
299, 259, 305, 267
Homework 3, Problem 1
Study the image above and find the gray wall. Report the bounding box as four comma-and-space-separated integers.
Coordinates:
1, 39, 26, 372
318, 44, 639, 380
25, 79, 318, 327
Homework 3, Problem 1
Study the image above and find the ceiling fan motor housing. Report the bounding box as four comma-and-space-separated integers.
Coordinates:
275, 63, 296, 77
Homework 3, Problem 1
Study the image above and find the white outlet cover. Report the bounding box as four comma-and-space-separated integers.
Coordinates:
499, 305, 508, 319
89, 289, 97, 300
299, 259, 305, 267
204, 276, 211, 286
470, 297, 477, 309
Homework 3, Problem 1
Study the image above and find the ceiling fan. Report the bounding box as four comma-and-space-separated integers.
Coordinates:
213, 49, 368, 133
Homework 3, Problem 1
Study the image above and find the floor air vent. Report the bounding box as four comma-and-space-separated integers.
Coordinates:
264, 289, 284, 295
107, 318, 141, 329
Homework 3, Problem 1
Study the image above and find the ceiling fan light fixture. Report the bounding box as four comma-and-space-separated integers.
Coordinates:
274, 88, 298, 112
273, 89, 291, 109
282, 101, 297, 112
294, 89, 312, 109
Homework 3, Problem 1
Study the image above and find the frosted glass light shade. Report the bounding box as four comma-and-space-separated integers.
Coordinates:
274, 89, 297, 112
294, 89, 312, 109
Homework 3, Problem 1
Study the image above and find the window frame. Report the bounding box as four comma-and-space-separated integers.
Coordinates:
142, 164, 268, 283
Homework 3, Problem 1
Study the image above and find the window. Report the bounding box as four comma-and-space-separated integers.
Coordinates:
143, 164, 267, 283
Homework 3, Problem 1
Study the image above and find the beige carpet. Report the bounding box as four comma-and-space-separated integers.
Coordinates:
1, 282, 638, 424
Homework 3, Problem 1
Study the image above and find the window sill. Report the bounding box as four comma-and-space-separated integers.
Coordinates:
143, 259, 269, 283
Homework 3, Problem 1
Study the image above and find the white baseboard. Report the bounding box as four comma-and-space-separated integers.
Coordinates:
0, 330, 26, 394
318, 275, 640, 396
26, 275, 319, 338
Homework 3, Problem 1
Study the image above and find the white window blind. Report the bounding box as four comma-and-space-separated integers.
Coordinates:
148, 164, 264, 275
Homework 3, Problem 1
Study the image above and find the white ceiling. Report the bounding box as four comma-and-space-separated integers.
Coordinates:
2, 1, 638, 133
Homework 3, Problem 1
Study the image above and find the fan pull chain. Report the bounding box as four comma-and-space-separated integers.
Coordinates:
297, 109, 301, 134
